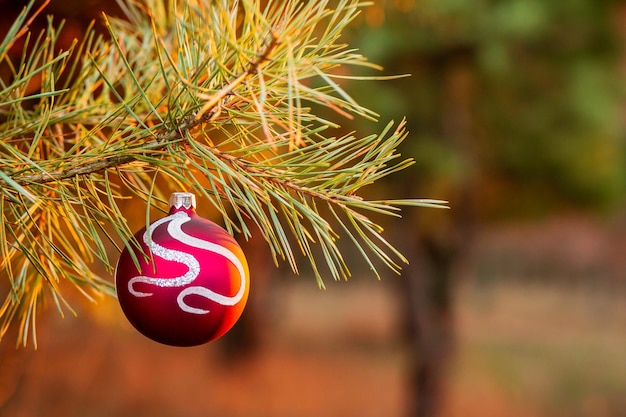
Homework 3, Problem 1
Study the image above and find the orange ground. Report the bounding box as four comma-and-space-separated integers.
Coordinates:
1, 215, 626, 417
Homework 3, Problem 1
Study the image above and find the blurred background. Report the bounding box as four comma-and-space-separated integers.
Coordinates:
1, 1, 626, 417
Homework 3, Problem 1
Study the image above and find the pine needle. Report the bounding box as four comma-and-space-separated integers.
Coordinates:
0, 0, 447, 346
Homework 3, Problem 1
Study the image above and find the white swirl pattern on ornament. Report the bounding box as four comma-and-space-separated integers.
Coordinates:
128, 211, 246, 315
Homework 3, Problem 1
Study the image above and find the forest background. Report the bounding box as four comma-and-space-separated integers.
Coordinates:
1, 1, 626, 417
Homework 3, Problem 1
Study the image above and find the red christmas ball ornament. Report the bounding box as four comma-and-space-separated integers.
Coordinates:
115, 192, 249, 346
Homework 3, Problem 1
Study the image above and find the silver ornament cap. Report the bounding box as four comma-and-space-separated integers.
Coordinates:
169, 192, 196, 210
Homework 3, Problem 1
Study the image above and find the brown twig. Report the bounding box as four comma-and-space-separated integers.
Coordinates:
12, 118, 193, 185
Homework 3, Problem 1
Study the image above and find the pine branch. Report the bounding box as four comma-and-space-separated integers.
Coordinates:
10, 30, 280, 186
0, 0, 447, 346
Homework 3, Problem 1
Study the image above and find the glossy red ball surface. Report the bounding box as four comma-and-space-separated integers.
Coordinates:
115, 204, 249, 346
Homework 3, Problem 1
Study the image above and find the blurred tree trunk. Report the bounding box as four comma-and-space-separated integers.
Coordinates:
401, 234, 456, 417
401, 51, 477, 417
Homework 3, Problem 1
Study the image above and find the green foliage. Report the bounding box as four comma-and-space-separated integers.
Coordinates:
352, 0, 626, 215
0, 0, 445, 346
